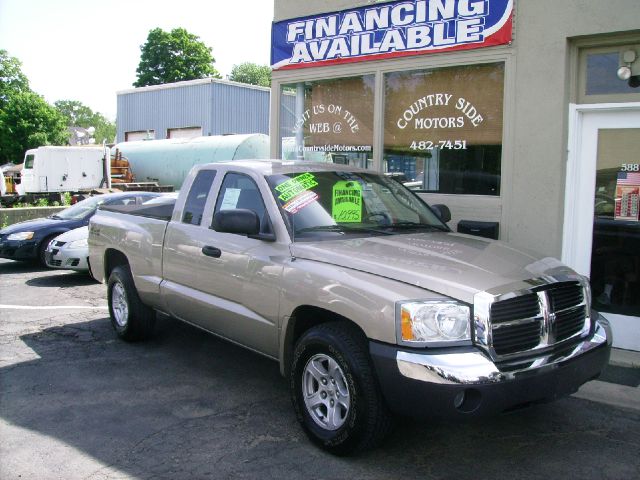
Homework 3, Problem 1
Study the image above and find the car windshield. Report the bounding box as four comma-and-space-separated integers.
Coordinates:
266, 170, 448, 240
53, 195, 109, 220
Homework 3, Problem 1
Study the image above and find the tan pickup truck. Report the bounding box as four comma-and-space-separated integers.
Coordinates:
88, 160, 612, 455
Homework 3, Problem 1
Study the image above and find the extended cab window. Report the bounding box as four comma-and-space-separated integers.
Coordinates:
182, 170, 216, 225
213, 173, 269, 233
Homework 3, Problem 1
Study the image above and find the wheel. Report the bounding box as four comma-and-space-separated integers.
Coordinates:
38, 235, 57, 267
290, 322, 393, 455
107, 265, 155, 341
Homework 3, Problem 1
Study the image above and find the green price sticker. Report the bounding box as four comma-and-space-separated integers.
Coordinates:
332, 181, 362, 223
275, 173, 318, 202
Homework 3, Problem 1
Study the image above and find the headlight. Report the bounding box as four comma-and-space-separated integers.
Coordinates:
67, 238, 88, 248
7, 231, 34, 241
397, 301, 471, 345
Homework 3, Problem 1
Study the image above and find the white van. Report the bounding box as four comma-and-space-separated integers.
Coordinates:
21, 146, 111, 193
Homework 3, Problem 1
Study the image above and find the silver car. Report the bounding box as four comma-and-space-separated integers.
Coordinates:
45, 226, 90, 272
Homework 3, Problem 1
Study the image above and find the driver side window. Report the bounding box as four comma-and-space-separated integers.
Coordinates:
212, 173, 271, 234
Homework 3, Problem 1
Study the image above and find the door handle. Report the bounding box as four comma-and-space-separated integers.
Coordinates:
202, 246, 222, 258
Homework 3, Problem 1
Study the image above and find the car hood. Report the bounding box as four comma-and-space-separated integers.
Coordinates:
0, 217, 75, 235
53, 226, 88, 243
290, 232, 578, 304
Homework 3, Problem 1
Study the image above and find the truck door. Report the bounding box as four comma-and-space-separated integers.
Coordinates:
162, 170, 283, 358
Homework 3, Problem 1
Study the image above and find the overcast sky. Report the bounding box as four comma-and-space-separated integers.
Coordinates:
0, 0, 274, 120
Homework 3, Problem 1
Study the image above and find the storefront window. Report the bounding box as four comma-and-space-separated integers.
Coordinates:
383, 63, 504, 195
280, 76, 375, 169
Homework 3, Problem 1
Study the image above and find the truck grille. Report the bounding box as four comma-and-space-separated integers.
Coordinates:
485, 281, 587, 358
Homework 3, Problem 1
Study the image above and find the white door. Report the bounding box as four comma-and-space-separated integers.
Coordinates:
563, 103, 640, 351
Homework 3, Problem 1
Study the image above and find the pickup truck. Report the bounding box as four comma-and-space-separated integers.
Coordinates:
88, 160, 612, 455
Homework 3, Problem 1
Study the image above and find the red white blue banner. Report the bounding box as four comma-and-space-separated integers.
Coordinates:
271, 0, 514, 70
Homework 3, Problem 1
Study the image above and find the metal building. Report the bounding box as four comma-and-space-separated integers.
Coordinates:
116, 78, 270, 143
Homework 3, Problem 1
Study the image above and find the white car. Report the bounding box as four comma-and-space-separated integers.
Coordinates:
45, 226, 90, 271
45, 192, 178, 273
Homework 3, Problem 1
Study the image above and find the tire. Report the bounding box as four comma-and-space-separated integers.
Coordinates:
107, 265, 155, 342
290, 322, 393, 455
38, 235, 57, 267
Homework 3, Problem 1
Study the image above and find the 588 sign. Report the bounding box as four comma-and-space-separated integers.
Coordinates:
621, 163, 640, 172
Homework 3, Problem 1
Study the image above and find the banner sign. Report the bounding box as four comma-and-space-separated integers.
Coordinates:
271, 0, 514, 70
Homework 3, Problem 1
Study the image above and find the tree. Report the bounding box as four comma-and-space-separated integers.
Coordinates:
54, 100, 116, 144
134, 27, 221, 87
0, 49, 30, 108
229, 62, 271, 87
0, 91, 68, 164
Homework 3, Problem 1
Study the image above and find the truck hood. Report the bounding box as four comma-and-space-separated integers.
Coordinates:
290, 232, 577, 304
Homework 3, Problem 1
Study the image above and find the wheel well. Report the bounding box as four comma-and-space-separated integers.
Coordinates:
103, 249, 129, 280
283, 305, 366, 377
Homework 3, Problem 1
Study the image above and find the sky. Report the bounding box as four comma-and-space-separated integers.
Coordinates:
0, 0, 274, 120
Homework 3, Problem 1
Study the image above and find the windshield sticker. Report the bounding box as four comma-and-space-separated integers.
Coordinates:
332, 181, 362, 223
275, 173, 318, 202
220, 188, 241, 210
283, 190, 318, 214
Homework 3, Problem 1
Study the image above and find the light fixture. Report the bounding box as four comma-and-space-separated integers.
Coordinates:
617, 65, 632, 81
617, 49, 637, 81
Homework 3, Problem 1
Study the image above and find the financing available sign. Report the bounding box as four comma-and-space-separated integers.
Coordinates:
271, 0, 514, 70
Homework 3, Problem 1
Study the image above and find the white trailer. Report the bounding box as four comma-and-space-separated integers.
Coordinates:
21, 146, 111, 193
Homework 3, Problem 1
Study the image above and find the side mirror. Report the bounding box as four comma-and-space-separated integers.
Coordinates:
212, 209, 260, 236
431, 204, 451, 223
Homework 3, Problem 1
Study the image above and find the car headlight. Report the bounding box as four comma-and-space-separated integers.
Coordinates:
397, 301, 471, 346
7, 231, 34, 241
67, 238, 88, 248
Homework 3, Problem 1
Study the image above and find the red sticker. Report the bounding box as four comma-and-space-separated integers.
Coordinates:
283, 190, 318, 214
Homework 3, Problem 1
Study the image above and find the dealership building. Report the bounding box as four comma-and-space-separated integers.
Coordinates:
269, 0, 640, 350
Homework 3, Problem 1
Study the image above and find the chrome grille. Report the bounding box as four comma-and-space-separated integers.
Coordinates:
476, 280, 590, 360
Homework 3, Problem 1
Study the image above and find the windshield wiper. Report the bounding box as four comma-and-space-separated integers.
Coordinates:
383, 222, 448, 232
296, 225, 393, 235
49, 214, 63, 220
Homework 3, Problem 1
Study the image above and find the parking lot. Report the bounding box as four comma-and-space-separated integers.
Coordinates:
1, 258, 640, 480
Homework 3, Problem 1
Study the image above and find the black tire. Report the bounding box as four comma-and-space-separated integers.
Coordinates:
290, 322, 393, 455
107, 265, 155, 342
38, 235, 57, 267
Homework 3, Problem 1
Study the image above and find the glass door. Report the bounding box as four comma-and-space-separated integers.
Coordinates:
591, 129, 640, 319
564, 105, 640, 351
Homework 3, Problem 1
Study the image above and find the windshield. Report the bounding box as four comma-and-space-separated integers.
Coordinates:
54, 195, 108, 220
266, 171, 448, 240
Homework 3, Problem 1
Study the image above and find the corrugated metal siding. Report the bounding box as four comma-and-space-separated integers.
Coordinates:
211, 83, 270, 135
117, 81, 270, 143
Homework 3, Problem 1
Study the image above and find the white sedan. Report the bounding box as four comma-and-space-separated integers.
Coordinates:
45, 226, 89, 272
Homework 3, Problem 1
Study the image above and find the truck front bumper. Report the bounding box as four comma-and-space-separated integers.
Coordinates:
370, 313, 612, 419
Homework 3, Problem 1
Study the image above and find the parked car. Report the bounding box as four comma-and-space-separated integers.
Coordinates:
45, 193, 178, 273
0, 191, 161, 266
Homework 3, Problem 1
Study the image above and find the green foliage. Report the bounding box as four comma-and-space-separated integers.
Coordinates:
61, 192, 72, 206
35, 197, 49, 207
0, 49, 30, 108
134, 27, 221, 87
54, 100, 116, 144
229, 62, 271, 87
0, 91, 68, 164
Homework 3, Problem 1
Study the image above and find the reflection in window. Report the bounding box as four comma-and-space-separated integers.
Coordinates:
383, 63, 504, 195
182, 170, 216, 225
280, 76, 375, 169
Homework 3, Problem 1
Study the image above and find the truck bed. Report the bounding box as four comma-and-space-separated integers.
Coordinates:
99, 201, 175, 221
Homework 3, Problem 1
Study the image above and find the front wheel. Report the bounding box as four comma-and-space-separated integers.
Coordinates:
107, 265, 155, 341
290, 322, 393, 455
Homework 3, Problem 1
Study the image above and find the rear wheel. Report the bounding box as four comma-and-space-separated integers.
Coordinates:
290, 322, 393, 455
107, 265, 155, 341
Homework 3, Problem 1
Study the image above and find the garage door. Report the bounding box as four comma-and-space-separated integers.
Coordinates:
167, 127, 202, 139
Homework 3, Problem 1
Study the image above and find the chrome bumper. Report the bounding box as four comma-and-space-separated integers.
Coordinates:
396, 317, 611, 385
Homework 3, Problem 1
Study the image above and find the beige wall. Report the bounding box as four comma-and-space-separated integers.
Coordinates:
272, 0, 640, 257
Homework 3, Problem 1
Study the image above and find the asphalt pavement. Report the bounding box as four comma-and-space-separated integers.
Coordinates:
1, 259, 639, 480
